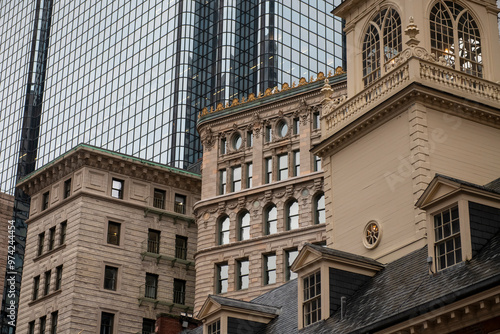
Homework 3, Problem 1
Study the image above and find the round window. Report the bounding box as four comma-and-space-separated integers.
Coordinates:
363, 221, 381, 249
233, 133, 242, 150
278, 121, 288, 137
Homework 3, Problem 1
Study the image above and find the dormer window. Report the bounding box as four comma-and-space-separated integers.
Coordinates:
434, 205, 461, 270
362, 7, 402, 86
430, 1, 482, 78
303, 271, 321, 326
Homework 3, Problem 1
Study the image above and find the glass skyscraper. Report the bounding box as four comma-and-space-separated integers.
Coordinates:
0, 0, 343, 331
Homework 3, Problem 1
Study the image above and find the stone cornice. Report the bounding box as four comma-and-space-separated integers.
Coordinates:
313, 82, 500, 158
18, 144, 201, 196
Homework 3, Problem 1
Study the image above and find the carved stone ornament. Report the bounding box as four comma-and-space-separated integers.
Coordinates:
217, 201, 226, 214
201, 126, 216, 151
286, 185, 294, 198
322, 95, 347, 117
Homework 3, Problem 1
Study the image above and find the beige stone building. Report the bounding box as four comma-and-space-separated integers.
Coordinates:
193, 73, 347, 312
0, 192, 14, 305
16, 144, 201, 334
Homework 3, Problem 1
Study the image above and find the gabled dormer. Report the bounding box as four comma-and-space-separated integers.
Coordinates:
197, 295, 280, 334
416, 174, 500, 272
291, 244, 383, 329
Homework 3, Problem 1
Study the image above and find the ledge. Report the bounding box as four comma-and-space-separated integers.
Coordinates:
28, 289, 62, 306
140, 252, 194, 269
33, 244, 66, 262
138, 297, 194, 312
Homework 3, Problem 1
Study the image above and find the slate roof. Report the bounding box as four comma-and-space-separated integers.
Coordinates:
305, 243, 384, 268
208, 294, 281, 315
436, 174, 500, 196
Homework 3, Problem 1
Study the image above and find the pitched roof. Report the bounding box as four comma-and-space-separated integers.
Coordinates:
208, 294, 281, 315
306, 243, 384, 268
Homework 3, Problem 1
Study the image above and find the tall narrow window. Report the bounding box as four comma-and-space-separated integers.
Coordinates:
55, 265, 63, 290
100, 312, 114, 334
42, 191, 49, 211
293, 118, 300, 135
265, 157, 273, 184
64, 178, 71, 199
264, 253, 277, 285
430, 1, 482, 77
232, 165, 242, 192
104, 266, 118, 291
147, 229, 160, 254
239, 211, 251, 241
237, 259, 249, 290
313, 111, 321, 129
145, 273, 158, 299
315, 194, 326, 224
51, 311, 58, 334
44, 270, 51, 296
287, 200, 300, 230
216, 263, 228, 294
362, 8, 402, 86
39, 316, 47, 334
246, 163, 253, 188
208, 320, 221, 334
29, 321, 35, 334
314, 155, 322, 172
107, 222, 121, 246
174, 194, 186, 214
59, 221, 67, 245
33, 276, 40, 300
153, 189, 166, 209
219, 169, 227, 195
220, 137, 227, 154
38, 232, 45, 256
278, 154, 288, 181
265, 205, 278, 235
247, 131, 253, 147
173, 279, 186, 305
303, 271, 321, 326
142, 319, 156, 334
219, 216, 230, 245
293, 151, 300, 176
434, 205, 461, 270
48, 227, 55, 251
111, 178, 124, 199
175, 235, 188, 260
286, 249, 299, 281
265, 125, 273, 142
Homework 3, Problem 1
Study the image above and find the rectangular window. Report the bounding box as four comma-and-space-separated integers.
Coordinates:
142, 319, 156, 334
293, 151, 300, 176
48, 227, 56, 251
60, 221, 67, 245
44, 270, 51, 296
104, 266, 118, 291
314, 155, 322, 172
33, 276, 40, 300
313, 111, 320, 129
29, 321, 35, 334
220, 138, 227, 154
55, 265, 63, 290
278, 154, 288, 181
303, 271, 321, 326
51, 311, 58, 334
232, 166, 241, 192
434, 205, 461, 270
265, 158, 273, 184
173, 279, 186, 305
175, 235, 188, 260
285, 249, 299, 281
219, 169, 227, 195
107, 222, 121, 246
64, 179, 71, 199
100, 312, 114, 334
42, 192, 49, 211
247, 131, 253, 147
208, 320, 221, 334
145, 273, 158, 299
38, 232, 45, 256
147, 229, 160, 254
237, 259, 249, 290
174, 194, 187, 214
265, 125, 273, 142
264, 254, 276, 285
246, 163, 253, 188
216, 263, 228, 294
111, 178, 124, 199
293, 118, 300, 135
153, 189, 166, 209
39, 316, 46, 334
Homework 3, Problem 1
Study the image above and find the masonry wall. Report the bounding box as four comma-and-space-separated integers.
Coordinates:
0, 192, 14, 307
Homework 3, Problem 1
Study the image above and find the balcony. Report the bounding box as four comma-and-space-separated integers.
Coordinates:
138, 284, 192, 311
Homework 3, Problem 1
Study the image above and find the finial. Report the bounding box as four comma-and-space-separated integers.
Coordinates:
405, 16, 420, 46
320, 78, 334, 103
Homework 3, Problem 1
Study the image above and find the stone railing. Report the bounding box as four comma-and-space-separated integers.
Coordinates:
322, 47, 500, 137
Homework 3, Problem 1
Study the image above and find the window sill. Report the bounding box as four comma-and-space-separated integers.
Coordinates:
33, 244, 66, 262
28, 289, 62, 306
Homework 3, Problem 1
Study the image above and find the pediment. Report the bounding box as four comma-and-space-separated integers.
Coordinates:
290, 246, 322, 272
416, 180, 460, 209
197, 297, 221, 319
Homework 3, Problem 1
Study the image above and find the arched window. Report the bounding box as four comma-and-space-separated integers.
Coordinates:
238, 211, 251, 241
362, 7, 402, 86
218, 216, 230, 245
265, 205, 278, 235
314, 193, 325, 225
286, 200, 300, 230
430, 1, 482, 77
